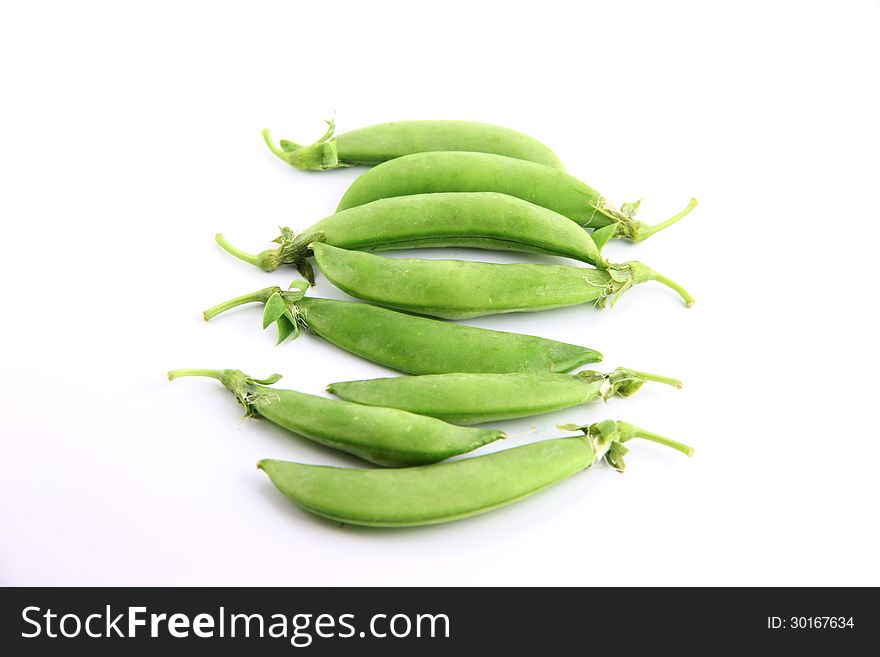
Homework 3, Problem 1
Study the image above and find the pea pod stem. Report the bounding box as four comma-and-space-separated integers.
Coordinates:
607, 198, 698, 243
262, 129, 287, 159
648, 271, 695, 308
215, 230, 318, 281
202, 286, 280, 320
214, 234, 274, 271
632, 198, 699, 243
167, 369, 284, 406
622, 425, 694, 457
168, 368, 283, 386
621, 262, 695, 308
559, 419, 693, 471
167, 368, 224, 381
619, 368, 683, 389
263, 123, 341, 170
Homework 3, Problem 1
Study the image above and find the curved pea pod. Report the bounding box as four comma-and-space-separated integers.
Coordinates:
258, 420, 693, 528
336, 151, 697, 242
202, 280, 602, 375
327, 368, 681, 424
263, 119, 564, 171
311, 243, 693, 320
214, 192, 608, 283
167, 369, 502, 467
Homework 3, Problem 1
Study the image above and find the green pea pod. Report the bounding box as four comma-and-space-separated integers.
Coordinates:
336, 151, 697, 242
311, 243, 693, 320
263, 119, 564, 171
202, 280, 602, 375
327, 368, 681, 424
167, 368, 503, 467
214, 192, 608, 283
258, 420, 693, 528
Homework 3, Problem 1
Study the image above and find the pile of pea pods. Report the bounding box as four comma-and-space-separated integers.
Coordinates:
169, 119, 696, 528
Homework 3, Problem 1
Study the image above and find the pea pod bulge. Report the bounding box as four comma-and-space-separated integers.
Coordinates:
335, 151, 697, 243
214, 192, 608, 283
202, 280, 603, 375
311, 243, 694, 321
263, 118, 565, 171
166, 368, 505, 467
257, 420, 693, 528
327, 368, 682, 424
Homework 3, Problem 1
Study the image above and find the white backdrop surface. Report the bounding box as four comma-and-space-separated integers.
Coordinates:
1, 1, 878, 586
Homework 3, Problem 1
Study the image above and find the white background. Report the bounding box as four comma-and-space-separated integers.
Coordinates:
1, 0, 878, 586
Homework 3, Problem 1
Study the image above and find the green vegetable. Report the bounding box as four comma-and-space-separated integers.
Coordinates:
263, 119, 564, 171
312, 243, 693, 320
327, 368, 681, 424
336, 151, 696, 242
215, 192, 610, 284
258, 420, 692, 527
167, 369, 502, 467
202, 280, 602, 374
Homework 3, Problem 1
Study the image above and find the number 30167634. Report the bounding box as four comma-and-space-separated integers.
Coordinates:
768, 617, 855, 629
